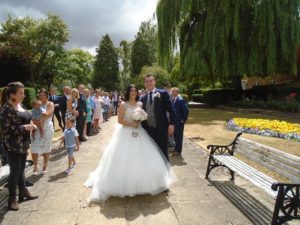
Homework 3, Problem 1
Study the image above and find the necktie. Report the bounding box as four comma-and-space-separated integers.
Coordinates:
149, 92, 153, 105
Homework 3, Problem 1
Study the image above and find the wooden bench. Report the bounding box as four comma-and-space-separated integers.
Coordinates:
205, 132, 300, 225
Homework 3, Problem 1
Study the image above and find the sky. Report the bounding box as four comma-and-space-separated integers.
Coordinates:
0, 0, 158, 55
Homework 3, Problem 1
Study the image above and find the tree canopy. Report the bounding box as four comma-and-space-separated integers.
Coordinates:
0, 14, 69, 87
93, 34, 119, 90
157, 0, 300, 88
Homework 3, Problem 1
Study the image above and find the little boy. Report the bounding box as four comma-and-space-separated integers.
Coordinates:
60, 118, 80, 175
31, 100, 44, 139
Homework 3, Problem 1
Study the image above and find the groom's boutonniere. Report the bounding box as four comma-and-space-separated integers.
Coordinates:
154, 92, 161, 99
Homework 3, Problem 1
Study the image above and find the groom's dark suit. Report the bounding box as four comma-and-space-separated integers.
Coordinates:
141, 89, 176, 161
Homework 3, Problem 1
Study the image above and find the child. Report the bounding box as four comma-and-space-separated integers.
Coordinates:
60, 118, 80, 175
31, 100, 44, 139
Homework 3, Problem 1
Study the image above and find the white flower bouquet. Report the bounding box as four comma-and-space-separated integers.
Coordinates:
131, 107, 147, 137
131, 108, 147, 121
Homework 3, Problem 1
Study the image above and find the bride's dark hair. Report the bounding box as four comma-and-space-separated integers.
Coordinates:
124, 84, 139, 101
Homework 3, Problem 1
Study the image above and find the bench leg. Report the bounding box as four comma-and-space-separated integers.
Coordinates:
272, 185, 300, 225
229, 169, 235, 181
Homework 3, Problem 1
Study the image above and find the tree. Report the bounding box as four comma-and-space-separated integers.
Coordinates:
119, 40, 131, 90
138, 65, 170, 88
53, 49, 94, 88
156, 0, 300, 89
93, 34, 119, 90
131, 32, 152, 78
0, 14, 69, 87
138, 19, 158, 64
0, 46, 31, 86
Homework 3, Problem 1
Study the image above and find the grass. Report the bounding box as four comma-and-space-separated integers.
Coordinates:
184, 108, 300, 182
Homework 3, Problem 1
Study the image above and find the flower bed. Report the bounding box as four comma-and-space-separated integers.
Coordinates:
227, 118, 300, 141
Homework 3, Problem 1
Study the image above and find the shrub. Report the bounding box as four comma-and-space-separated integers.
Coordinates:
0, 87, 36, 109
192, 94, 203, 102
202, 89, 242, 106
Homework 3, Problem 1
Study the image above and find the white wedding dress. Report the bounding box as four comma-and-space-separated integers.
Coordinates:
84, 102, 174, 202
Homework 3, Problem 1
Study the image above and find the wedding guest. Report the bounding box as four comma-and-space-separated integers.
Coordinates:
163, 82, 175, 148
102, 92, 110, 122
83, 88, 94, 138
112, 90, 119, 115
171, 87, 189, 155
60, 118, 79, 175
65, 88, 79, 126
92, 89, 103, 133
59, 86, 71, 130
0, 82, 38, 211
48, 87, 63, 130
31, 88, 54, 175
77, 84, 87, 142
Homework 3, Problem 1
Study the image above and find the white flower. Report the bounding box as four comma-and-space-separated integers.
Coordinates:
131, 108, 148, 121
154, 92, 161, 99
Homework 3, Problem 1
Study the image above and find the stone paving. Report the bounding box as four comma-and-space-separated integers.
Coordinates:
0, 116, 294, 225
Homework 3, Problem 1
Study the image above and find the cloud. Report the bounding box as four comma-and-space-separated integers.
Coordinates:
0, 0, 158, 53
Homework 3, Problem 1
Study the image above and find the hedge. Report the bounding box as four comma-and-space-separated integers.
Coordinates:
180, 94, 189, 101
0, 87, 36, 109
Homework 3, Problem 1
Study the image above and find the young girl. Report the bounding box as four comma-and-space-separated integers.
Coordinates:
60, 118, 80, 175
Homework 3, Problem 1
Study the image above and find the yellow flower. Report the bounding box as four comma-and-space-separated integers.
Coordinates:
232, 118, 300, 135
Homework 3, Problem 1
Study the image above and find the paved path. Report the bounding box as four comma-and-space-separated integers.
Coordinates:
0, 116, 285, 225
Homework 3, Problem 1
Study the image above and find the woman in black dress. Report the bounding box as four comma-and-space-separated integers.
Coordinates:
0, 82, 38, 211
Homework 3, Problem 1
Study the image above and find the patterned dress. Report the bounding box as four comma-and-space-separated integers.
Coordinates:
31, 104, 54, 154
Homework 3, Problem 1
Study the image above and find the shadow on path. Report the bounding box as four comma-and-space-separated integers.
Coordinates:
95, 193, 171, 221
48, 172, 68, 182
209, 180, 274, 225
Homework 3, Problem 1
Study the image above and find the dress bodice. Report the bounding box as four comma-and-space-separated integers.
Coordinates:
41, 104, 52, 123
123, 102, 138, 123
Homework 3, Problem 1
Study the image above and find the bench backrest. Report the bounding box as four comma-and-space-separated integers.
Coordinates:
234, 137, 300, 183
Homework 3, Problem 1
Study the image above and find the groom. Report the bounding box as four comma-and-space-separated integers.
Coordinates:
141, 74, 176, 161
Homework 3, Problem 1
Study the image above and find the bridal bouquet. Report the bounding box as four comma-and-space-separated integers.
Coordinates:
131, 108, 148, 121
131, 108, 147, 137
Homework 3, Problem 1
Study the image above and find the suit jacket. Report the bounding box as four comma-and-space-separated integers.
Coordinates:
48, 95, 61, 110
77, 93, 88, 115
141, 89, 175, 134
59, 95, 68, 115
173, 95, 189, 125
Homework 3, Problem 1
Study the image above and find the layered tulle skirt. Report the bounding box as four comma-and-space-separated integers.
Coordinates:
84, 125, 174, 202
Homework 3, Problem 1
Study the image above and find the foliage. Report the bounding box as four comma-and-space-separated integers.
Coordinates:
54, 49, 94, 88
137, 19, 158, 64
0, 14, 69, 88
119, 40, 131, 90
0, 47, 31, 86
232, 98, 300, 113
93, 34, 119, 91
130, 32, 152, 79
157, 0, 300, 88
138, 65, 171, 88
193, 89, 242, 105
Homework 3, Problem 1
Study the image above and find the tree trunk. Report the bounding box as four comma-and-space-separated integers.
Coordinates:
231, 75, 242, 90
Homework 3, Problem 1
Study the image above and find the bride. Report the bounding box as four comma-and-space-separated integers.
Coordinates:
84, 84, 174, 202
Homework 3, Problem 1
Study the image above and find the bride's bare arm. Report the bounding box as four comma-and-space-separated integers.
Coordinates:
118, 102, 138, 127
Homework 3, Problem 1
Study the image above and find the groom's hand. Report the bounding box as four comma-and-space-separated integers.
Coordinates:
168, 125, 174, 135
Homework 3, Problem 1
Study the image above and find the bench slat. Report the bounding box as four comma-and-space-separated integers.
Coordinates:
213, 155, 278, 198
214, 155, 276, 189
237, 137, 300, 164
236, 139, 300, 169
236, 145, 300, 182
235, 139, 300, 182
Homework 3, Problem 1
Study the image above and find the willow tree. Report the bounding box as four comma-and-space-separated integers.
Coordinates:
157, 0, 300, 89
